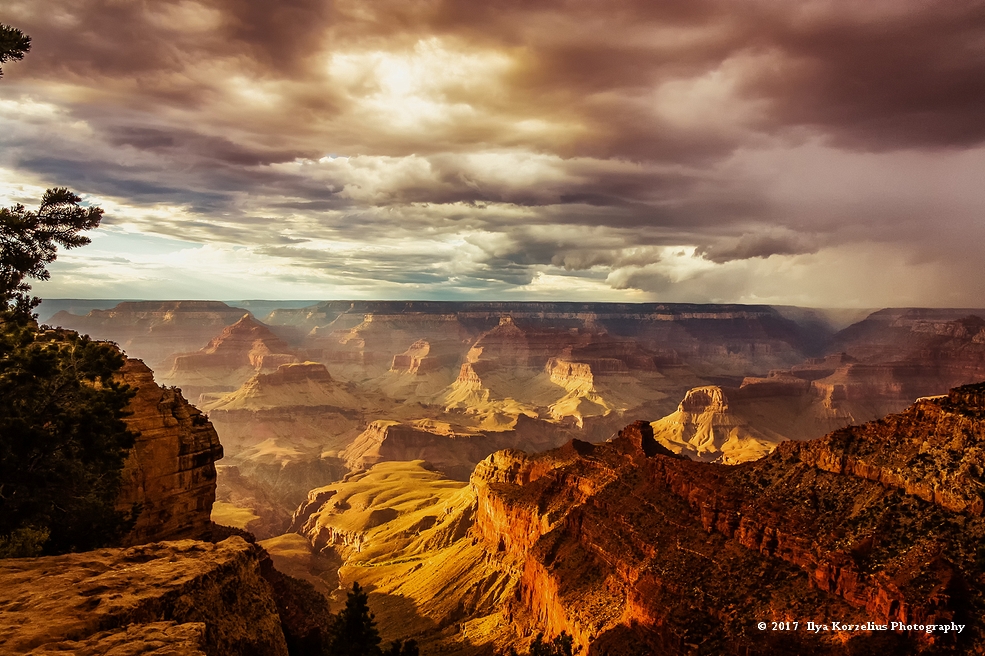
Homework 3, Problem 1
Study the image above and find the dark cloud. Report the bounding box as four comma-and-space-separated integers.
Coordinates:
697, 231, 820, 263
105, 126, 302, 166
2, 0, 984, 303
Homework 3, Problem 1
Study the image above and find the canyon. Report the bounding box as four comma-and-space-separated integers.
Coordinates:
31, 301, 985, 654
284, 385, 985, 654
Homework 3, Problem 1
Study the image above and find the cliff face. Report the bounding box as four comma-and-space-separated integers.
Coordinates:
266, 301, 817, 377
468, 387, 985, 654
116, 359, 224, 546
832, 310, 985, 387
0, 538, 289, 655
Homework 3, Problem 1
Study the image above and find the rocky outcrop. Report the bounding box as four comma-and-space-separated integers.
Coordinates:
649, 382, 856, 464
116, 359, 223, 546
0, 538, 289, 655
464, 385, 985, 654
789, 382, 985, 515
25, 621, 209, 655
390, 339, 449, 374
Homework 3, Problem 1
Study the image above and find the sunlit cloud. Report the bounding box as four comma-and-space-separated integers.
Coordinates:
2, 0, 984, 306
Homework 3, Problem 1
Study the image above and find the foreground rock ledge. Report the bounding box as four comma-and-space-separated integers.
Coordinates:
0, 537, 288, 656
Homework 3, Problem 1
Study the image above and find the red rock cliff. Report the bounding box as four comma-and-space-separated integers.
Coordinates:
469, 388, 985, 654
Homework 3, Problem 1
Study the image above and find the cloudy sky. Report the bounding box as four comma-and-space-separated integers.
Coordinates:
2, 0, 984, 306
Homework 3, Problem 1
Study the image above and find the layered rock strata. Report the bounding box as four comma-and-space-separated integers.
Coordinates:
160, 315, 299, 400
650, 385, 780, 463
116, 359, 224, 545
202, 360, 377, 466
467, 386, 985, 654
831, 310, 985, 392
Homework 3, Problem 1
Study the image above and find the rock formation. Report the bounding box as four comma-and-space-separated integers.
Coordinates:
650, 385, 780, 463
832, 309, 985, 388
291, 385, 985, 654
0, 537, 330, 656
285, 460, 512, 649
47, 301, 253, 366
205, 362, 367, 413
441, 316, 692, 425
116, 359, 224, 545
648, 370, 906, 465
1, 346, 335, 656
160, 314, 299, 401
461, 387, 985, 653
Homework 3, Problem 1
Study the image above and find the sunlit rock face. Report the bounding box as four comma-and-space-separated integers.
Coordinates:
461, 386, 985, 654
0, 538, 289, 655
650, 386, 780, 464
47, 301, 252, 367
280, 460, 513, 650
116, 359, 224, 546
649, 371, 900, 465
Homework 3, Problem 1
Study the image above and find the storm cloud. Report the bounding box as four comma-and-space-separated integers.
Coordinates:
1, 0, 984, 305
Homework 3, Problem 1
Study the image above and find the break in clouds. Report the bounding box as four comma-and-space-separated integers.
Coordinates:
2, 0, 985, 305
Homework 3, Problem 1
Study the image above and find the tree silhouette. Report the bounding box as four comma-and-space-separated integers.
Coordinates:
382, 638, 419, 656
0, 23, 31, 77
508, 631, 579, 656
0, 24, 131, 558
327, 582, 382, 656
1, 188, 104, 317
325, 582, 419, 656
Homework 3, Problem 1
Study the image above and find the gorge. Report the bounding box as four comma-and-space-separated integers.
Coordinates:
4, 301, 985, 655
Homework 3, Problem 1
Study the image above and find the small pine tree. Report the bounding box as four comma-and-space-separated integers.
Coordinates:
0, 23, 31, 78
518, 631, 578, 656
383, 639, 419, 656
327, 582, 382, 656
